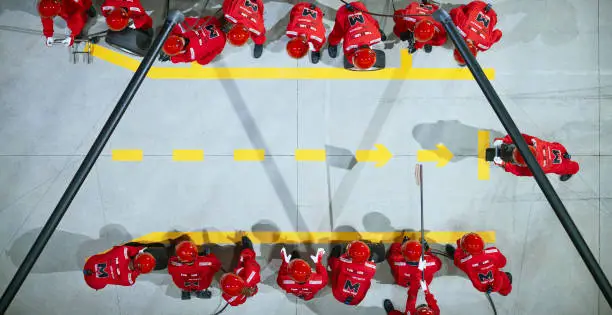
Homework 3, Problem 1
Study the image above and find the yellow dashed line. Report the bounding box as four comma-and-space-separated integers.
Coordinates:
295, 149, 326, 161
111, 149, 143, 161
234, 149, 265, 161
173, 150, 204, 161
478, 130, 491, 180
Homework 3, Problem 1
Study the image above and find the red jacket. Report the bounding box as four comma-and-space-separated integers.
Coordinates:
83, 245, 144, 290
277, 259, 328, 300
328, 2, 382, 62
222, 248, 261, 306
101, 0, 152, 29
389, 291, 440, 315
41, 0, 92, 38
223, 0, 266, 45
386, 242, 442, 288
393, 2, 447, 49
453, 241, 511, 295
495, 134, 580, 176
449, 0, 502, 52
169, 17, 226, 66
328, 253, 377, 305
168, 254, 221, 291
286, 2, 326, 52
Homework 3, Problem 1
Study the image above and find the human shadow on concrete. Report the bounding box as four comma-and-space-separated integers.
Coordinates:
412, 120, 505, 163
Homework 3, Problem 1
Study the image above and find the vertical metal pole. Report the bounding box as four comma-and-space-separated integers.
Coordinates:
0, 10, 185, 314
432, 9, 612, 308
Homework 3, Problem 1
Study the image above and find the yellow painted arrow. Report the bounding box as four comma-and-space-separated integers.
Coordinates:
356, 144, 393, 167
417, 144, 454, 167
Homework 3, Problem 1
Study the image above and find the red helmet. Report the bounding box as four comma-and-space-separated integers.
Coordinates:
176, 241, 198, 263
416, 305, 435, 315
38, 0, 61, 18
347, 241, 370, 263
134, 252, 156, 274
288, 259, 312, 283
352, 47, 377, 70
106, 8, 129, 32
414, 20, 435, 42
453, 41, 478, 65
286, 35, 309, 59
227, 23, 250, 46
512, 145, 537, 167
401, 240, 422, 262
460, 233, 485, 255
220, 273, 246, 296
163, 35, 186, 56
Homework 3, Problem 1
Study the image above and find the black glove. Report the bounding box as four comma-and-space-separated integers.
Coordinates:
422, 240, 430, 252
159, 52, 170, 62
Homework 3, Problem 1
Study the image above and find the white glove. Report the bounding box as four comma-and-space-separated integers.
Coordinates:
310, 248, 325, 264
418, 258, 426, 271
62, 37, 74, 47
128, 21, 136, 29
45, 37, 54, 47
420, 280, 428, 292
280, 247, 291, 263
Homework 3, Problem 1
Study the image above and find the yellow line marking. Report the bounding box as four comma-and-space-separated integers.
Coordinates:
111, 149, 143, 161
234, 149, 265, 161
478, 130, 491, 180
295, 149, 326, 161
417, 144, 454, 168
91, 44, 496, 80
173, 149, 204, 161
129, 230, 496, 245
355, 144, 393, 167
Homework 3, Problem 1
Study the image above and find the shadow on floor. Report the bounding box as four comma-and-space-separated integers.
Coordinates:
412, 120, 505, 162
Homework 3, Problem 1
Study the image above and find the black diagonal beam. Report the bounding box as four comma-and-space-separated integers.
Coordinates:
432, 9, 612, 308
0, 10, 185, 314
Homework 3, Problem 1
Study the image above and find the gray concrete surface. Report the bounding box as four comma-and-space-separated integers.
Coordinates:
1, 0, 611, 314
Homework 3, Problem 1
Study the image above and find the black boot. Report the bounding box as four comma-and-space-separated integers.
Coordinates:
379, 28, 387, 41
181, 290, 191, 300
253, 44, 263, 58
290, 250, 301, 260
242, 236, 253, 250
328, 45, 338, 58
195, 289, 212, 299
383, 299, 395, 314
445, 244, 456, 257
311, 51, 321, 64
87, 6, 97, 18
560, 174, 573, 181
505, 272, 513, 285
330, 244, 342, 258
424, 44, 432, 53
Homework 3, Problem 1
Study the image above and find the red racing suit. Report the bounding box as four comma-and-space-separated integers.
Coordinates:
223, 0, 266, 45
101, 0, 152, 30
494, 134, 580, 176
453, 240, 512, 296
449, 0, 502, 52
328, 253, 377, 305
388, 291, 440, 315
41, 0, 92, 40
83, 245, 144, 290
328, 2, 382, 64
277, 259, 328, 301
222, 248, 261, 306
169, 17, 227, 66
286, 2, 326, 52
386, 242, 442, 288
168, 254, 221, 292
393, 2, 447, 49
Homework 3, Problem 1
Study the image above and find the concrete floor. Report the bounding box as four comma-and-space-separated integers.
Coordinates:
1, 0, 611, 314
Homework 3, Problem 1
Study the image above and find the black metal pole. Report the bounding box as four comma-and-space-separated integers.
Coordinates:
432, 9, 612, 308
0, 10, 184, 314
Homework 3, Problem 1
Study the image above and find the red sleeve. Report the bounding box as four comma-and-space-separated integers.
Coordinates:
491, 29, 502, 43
504, 163, 533, 176
425, 292, 440, 315
453, 247, 467, 273
488, 248, 507, 268
449, 6, 466, 26
430, 29, 447, 46
430, 252, 442, 273
564, 160, 580, 175
521, 133, 538, 144
277, 260, 290, 289
314, 263, 328, 287
208, 254, 222, 273
406, 290, 418, 315
388, 243, 403, 262
170, 52, 192, 64
328, 6, 346, 46
42, 17, 54, 37
242, 259, 261, 287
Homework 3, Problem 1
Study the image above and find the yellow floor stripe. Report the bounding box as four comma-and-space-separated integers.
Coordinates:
91, 44, 495, 81
111, 149, 143, 161
295, 149, 326, 161
234, 149, 265, 161
173, 149, 204, 161
129, 230, 495, 245
478, 130, 491, 180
